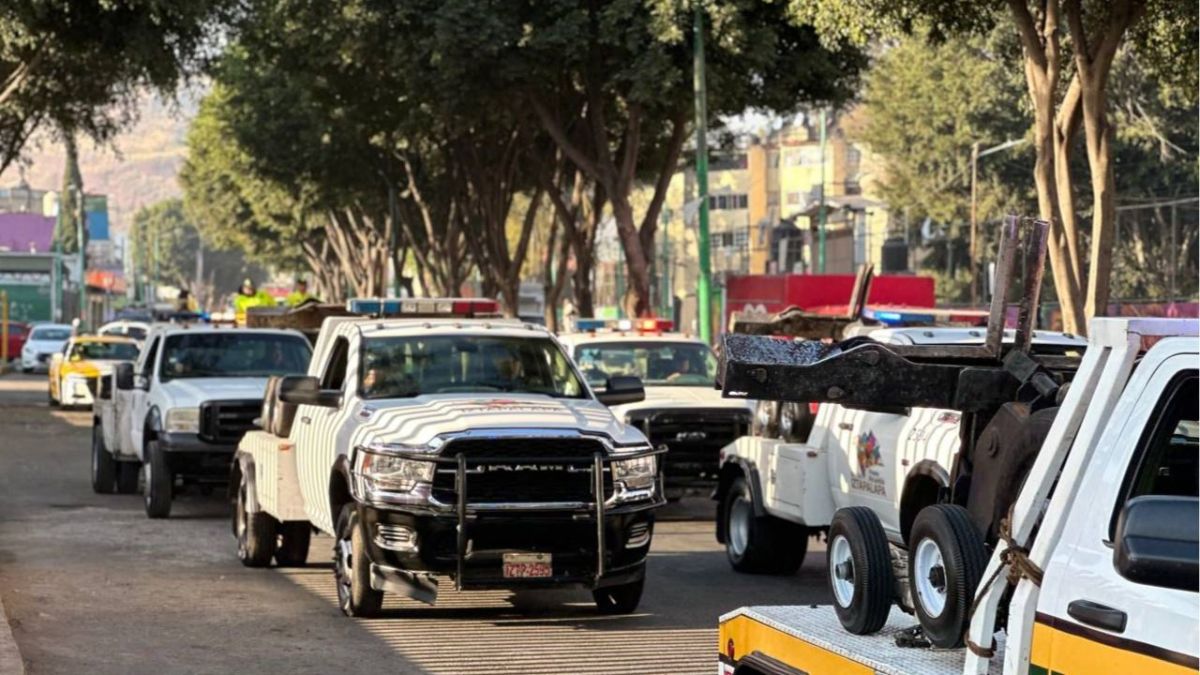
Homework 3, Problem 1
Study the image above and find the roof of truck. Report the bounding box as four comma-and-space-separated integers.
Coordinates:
321, 316, 546, 340
868, 326, 1087, 348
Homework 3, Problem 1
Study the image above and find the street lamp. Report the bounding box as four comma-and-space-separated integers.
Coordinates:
969, 138, 1026, 304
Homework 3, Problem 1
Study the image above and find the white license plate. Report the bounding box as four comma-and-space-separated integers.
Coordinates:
502, 552, 552, 578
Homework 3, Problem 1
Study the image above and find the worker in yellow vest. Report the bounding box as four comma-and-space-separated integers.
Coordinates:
233, 278, 276, 326
285, 279, 317, 307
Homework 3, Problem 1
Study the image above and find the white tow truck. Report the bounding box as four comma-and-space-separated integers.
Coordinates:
91, 324, 311, 518
718, 316, 1198, 675
714, 327, 1085, 575
557, 317, 754, 494
232, 299, 665, 617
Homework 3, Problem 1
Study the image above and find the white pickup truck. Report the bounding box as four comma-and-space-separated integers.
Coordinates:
91, 324, 311, 518
558, 318, 754, 493
232, 299, 664, 617
717, 317, 1198, 675
714, 327, 1085, 577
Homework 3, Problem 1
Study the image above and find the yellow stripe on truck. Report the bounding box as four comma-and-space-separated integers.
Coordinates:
1032, 619, 1198, 675
719, 614, 874, 675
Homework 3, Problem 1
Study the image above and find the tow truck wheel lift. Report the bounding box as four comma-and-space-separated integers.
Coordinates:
719, 217, 1084, 651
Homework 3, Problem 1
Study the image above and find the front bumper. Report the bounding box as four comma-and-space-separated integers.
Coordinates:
21, 353, 50, 371
159, 432, 238, 480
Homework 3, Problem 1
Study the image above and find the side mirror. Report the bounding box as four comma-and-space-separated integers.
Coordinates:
279, 375, 340, 408
114, 362, 135, 391
597, 375, 645, 407
1114, 495, 1199, 592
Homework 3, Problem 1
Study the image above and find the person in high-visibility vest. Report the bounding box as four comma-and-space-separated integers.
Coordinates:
233, 278, 276, 326
285, 279, 316, 307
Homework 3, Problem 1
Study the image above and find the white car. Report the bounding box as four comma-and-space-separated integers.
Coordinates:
558, 319, 754, 492
20, 323, 72, 373
97, 320, 151, 342
91, 324, 312, 517
234, 299, 664, 617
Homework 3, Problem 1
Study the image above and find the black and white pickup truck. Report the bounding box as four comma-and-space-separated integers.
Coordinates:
232, 299, 666, 617
91, 324, 311, 518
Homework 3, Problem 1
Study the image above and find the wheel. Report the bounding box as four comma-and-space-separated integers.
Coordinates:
116, 461, 139, 494
751, 400, 779, 437
828, 507, 893, 635
779, 402, 816, 443
142, 439, 173, 519
91, 425, 116, 494
48, 385, 59, 407
333, 503, 383, 617
907, 504, 987, 648
723, 476, 807, 574
235, 475, 278, 567
275, 522, 312, 567
593, 577, 645, 614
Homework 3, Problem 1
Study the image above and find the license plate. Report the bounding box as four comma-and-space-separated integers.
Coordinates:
502, 552, 552, 578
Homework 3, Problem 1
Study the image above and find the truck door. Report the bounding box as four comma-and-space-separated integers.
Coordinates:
295, 335, 350, 534
120, 336, 158, 457
1034, 353, 1198, 675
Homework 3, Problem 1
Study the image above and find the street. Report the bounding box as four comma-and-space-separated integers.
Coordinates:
0, 373, 831, 675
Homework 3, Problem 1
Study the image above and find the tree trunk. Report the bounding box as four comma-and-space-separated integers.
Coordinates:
611, 196, 652, 317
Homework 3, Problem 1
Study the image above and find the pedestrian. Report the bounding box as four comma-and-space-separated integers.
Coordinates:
285, 279, 316, 307
233, 278, 276, 326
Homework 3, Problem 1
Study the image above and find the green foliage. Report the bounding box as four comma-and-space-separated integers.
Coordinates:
131, 198, 258, 300
0, 0, 232, 172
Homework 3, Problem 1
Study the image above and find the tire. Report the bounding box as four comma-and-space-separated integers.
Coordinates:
275, 522, 312, 567
143, 439, 173, 519
235, 474, 277, 567
333, 504, 383, 617
48, 385, 59, 407
116, 461, 139, 494
828, 507, 893, 635
907, 504, 987, 648
91, 424, 116, 494
722, 476, 808, 574
751, 400, 780, 438
593, 577, 645, 615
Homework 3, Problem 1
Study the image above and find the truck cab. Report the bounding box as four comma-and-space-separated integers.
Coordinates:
718, 318, 1198, 675
557, 318, 754, 494
234, 299, 664, 617
91, 324, 311, 518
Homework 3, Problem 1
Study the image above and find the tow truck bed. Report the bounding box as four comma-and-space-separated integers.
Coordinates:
718, 606, 1004, 675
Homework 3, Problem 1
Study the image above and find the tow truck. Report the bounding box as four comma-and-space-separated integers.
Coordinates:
232, 299, 664, 617
557, 317, 754, 495
91, 323, 311, 517
715, 218, 1199, 674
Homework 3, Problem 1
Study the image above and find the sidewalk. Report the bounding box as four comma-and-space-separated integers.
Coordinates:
0, 594, 23, 675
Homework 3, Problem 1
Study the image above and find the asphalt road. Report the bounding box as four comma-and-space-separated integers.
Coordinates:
0, 373, 831, 674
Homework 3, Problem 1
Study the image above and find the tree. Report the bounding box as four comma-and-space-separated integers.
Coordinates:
790, 0, 1197, 334
0, 0, 231, 173
131, 198, 259, 307
53, 130, 85, 254
419, 0, 866, 316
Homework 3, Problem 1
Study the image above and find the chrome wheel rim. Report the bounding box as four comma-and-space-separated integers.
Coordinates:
729, 496, 752, 557
334, 525, 353, 612
913, 537, 947, 618
829, 535, 855, 608
142, 459, 152, 506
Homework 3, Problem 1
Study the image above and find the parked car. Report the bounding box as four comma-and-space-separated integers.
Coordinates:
4, 321, 29, 362
20, 323, 72, 373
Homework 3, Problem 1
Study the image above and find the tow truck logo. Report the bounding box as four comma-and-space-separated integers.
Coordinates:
851, 431, 887, 497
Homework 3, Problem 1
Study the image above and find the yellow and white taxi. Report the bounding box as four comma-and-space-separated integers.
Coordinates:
49, 335, 141, 408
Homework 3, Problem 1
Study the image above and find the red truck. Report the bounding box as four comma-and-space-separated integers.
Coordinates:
724, 272, 936, 329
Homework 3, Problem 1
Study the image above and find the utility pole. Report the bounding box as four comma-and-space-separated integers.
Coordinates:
694, 4, 713, 343
969, 141, 980, 305
817, 109, 827, 274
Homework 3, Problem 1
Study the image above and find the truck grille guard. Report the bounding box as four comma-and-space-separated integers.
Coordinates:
361, 443, 665, 589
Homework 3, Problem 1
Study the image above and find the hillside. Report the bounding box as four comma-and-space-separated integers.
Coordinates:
0, 90, 200, 235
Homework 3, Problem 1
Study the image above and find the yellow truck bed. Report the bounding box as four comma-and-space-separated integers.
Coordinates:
718, 606, 1005, 675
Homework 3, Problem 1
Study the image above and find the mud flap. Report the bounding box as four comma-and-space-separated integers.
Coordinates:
370, 563, 438, 605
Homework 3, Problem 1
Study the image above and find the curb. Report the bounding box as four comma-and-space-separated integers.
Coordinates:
0, 594, 23, 675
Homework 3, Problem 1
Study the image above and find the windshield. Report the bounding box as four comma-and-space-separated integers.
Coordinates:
575, 341, 717, 387
30, 327, 70, 341
159, 333, 311, 380
359, 335, 586, 399
71, 341, 140, 361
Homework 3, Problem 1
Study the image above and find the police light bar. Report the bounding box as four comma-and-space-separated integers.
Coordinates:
346, 297, 501, 318
863, 306, 988, 327
574, 317, 674, 333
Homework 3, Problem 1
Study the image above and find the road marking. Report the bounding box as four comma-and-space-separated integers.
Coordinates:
276, 566, 715, 674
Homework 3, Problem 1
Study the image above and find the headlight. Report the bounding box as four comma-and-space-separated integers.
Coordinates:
355, 446, 436, 495
164, 408, 200, 434
612, 455, 657, 490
